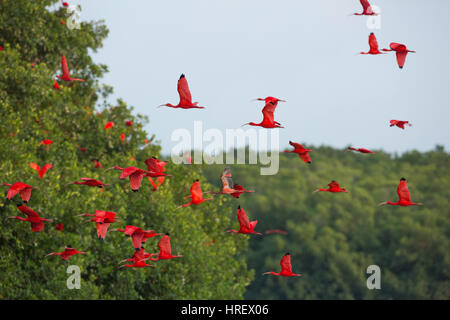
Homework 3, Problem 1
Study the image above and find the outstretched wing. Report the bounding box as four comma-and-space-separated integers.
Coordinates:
289, 141, 304, 151
328, 181, 340, 189
361, 0, 374, 14
144, 157, 161, 173
61, 54, 70, 77
129, 172, 144, 191
395, 51, 408, 69
397, 179, 411, 202
236, 207, 251, 229
280, 254, 293, 273
261, 101, 276, 123
221, 166, 233, 190
299, 152, 311, 163
18, 205, 40, 219
390, 43, 407, 51
40, 164, 53, 178
177, 74, 192, 104
29, 163, 41, 174
158, 235, 172, 255
368, 33, 379, 51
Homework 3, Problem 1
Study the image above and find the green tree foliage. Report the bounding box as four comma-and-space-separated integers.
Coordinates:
0, 0, 251, 299
202, 146, 450, 299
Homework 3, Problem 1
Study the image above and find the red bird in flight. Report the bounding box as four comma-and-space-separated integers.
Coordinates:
382, 43, 416, 69
177, 180, 213, 208
106, 166, 154, 192
347, 147, 376, 154
390, 120, 412, 129
57, 55, 84, 82
113, 225, 162, 251
379, 178, 423, 207
46, 247, 86, 260
8, 204, 52, 232
263, 253, 301, 277
313, 181, 349, 193
352, 0, 377, 16
146, 233, 183, 261
227, 206, 262, 236
243, 97, 285, 129
2, 182, 39, 203
119, 248, 155, 268
360, 33, 385, 55
67, 178, 110, 188
29, 163, 53, 178
79, 210, 120, 240
160, 74, 205, 109
284, 141, 312, 164
144, 157, 170, 190
207, 166, 255, 197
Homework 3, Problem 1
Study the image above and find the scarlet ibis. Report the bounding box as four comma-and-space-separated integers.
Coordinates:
57, 55, 84, 82
93, 159, 102, 168
379, 178, 423, 207
146, 233, 183, 261
382, 43, 416, 69
56, 223, 64, 231
119, 248, 155, 268
263, 253, 301, 277
40, 139, 53, 146
113, 225, 162, 251
53, 79, 60, 90
104, 122, 114, 130
66, 178, 110, 188
144, 157, 169, 190
360, 33, 385, 55
227, 206, 262, 235
105, 166, 153, 192
390, 120, 412, 129
206, 166, 255, 197
46, 247, 86, 260
177, 180, 213, 208
313, 181, 349, 193
79, 211, 120, 240
29, 163, 53, 178
242, 97, 285, 128
125, 120, 133, 126
2, 182, 39, 202
160, 74, 205, 109
62, 1, 69, 7
120, 133, 125, 143
347, 147, 376, 154
352, 0, 377, 16
0, 45, 3, 51
60, 20, 65, 25
8, 204, 52, 232
284, 141, 312, 164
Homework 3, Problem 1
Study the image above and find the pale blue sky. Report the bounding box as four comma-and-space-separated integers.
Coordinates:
68, 0, 449, 154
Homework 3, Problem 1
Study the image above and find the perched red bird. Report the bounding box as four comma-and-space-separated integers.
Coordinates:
57, 55, 84, 82
125, 120, 133, 127
93, 159, 102, 168
263, 253, 301, 277
382, 43, 416, 69
206, 166, 255, 197
79, 210, 120, 240
243, 97, 285, 129
390, 120, 412, 129
29, 163, 53, 179
379, 178, 423, 207
227, 206, 262, 235
8, 204, 52, 232
40, 139, 53, 146
160, 74, 205, 109
177, 180, 213, 208
2, 182, 39, 202
104, 122, 114, 130
352, 0, 377, 16
66, 178, 110, 188
53, 79, 60, 90
105, 166, 153, 192
120, 133, 125, 143
113, 225, 162, 251
360, 33, 385, 55
46, 247, 86, 261
284, 141, 312, 164
146, 233, 183, 261
347, 147, 376, 154
56, 223, 64, 231
313, 181, 349, 193
119, 248, 155, 268
144, 157, 169, 191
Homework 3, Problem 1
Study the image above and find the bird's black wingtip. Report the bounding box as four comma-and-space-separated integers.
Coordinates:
285, 252, 290, 255
132, 189, 138, 192
238, 205, 241, 209
400, 177, 406, 181
195, 179, 199, 182
180, 74, 185, 79
135, 248, 140, 251
399, 66, 403, 69
165, 232, 170, 236
307, 161, 312, 164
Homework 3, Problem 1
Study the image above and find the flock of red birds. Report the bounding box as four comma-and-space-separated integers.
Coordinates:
1, 0, 423, 279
